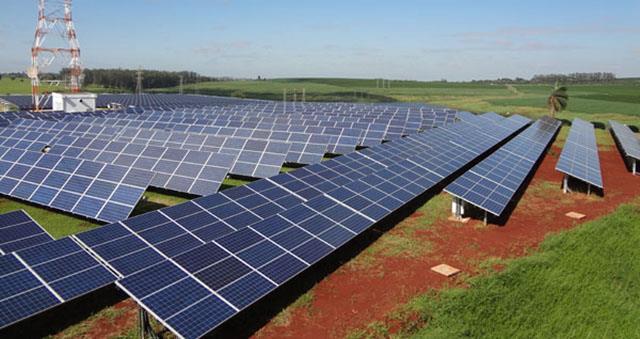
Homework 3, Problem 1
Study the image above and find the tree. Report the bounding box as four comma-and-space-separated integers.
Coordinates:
547, 81, 568, 118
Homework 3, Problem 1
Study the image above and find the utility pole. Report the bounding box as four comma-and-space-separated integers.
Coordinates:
283, 88, 287, 113
29, 0, 83, 111
135, 68, 143, 95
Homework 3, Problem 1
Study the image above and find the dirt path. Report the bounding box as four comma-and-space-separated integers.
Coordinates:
253, 144, 640, 338
506, 84, 521, 96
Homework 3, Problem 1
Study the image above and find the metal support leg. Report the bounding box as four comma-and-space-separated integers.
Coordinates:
452, 197, 462, 220
139, 308, 159, 339
634, 160, 637, 175
139, 308, 145, 339
563, 175, 568, 194
587, 184, 591, 196
483, 211, 488, 226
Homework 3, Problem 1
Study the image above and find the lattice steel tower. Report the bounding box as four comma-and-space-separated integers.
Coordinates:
29, 0, 82, 111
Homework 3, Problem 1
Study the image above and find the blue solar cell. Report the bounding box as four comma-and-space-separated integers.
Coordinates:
174, 242, 229, 273
215, 228, 263, 253
291, 238, 333, 265
0, 286, 60, 329
49, 265, 115, 300
32, 251, 98, 282
153, 234, 203, 258
258, 253, 306, 284
120, 261, 186, 297
271, 226, 312, 250
218, 272, 276, 309
111, 248, 165, 276
236, 240, 284, 268
143, 277, 210, 319
195, 257, 252, 290
318, 226, 354, 247
164, 295, 236, 339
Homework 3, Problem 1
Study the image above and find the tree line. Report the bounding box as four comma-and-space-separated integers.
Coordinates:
530, 72, 616, 84
80, 69, 217, 91
469, 72, 617, 84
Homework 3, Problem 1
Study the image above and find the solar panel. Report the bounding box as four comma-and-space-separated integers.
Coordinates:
227, 140, 291, 178
0, 237, 116, 329
104, 114, 530, 338
0, 147, 153, 222
115, 156, 445, 338
0, 210, 53, 254
445, 117, 561, 217
609, 120, 640, 174
0, 112, 514, 333
54, 135, 236, 196
556, 118, 603, 188
71, 115, 521, 278
480, 112, 504, 122
0, 129, 237, 196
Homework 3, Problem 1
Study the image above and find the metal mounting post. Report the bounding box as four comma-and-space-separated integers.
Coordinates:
563, 175, 568, 194
483, 210, 488, 226
139, 307, 159, 339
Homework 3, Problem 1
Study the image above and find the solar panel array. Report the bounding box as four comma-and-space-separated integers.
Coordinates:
609, 120, 640, 162
0, 210, 53, 255
556, 118, 603, 188
70, 115, 530, 339
445, 116, 561, 217
0, 146, 154, 222
10, 120, 298, 176
0, 237, 116, 329
0, 113, 532, 334
1, 94, 530, 337
0, 128, 239, 196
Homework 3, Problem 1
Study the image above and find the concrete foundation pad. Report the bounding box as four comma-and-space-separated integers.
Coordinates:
565, 211, 586, 220
431, 264, 461, 277
448, 216, 470, 223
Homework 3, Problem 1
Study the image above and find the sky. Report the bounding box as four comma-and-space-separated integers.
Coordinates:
0, 0, 639, 81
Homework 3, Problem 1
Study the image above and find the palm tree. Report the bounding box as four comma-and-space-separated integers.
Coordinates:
547, 81, 569, 118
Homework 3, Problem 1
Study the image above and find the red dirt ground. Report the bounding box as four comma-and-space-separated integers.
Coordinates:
57, 299, 138, 339
252, 144, 640, 338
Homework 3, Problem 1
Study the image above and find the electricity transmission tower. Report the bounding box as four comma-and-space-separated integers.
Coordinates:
29, 0, 82, 111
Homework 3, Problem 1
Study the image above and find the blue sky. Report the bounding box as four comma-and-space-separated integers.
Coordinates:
1, 0, 639, 81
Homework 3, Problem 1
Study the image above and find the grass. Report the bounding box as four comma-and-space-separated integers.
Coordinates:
271, 290, 315, 327
349, 200, 640, 338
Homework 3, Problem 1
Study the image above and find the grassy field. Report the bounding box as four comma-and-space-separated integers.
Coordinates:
150, 77, 640, 126
3, 76, 639, 125
397, 200, 640, 338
